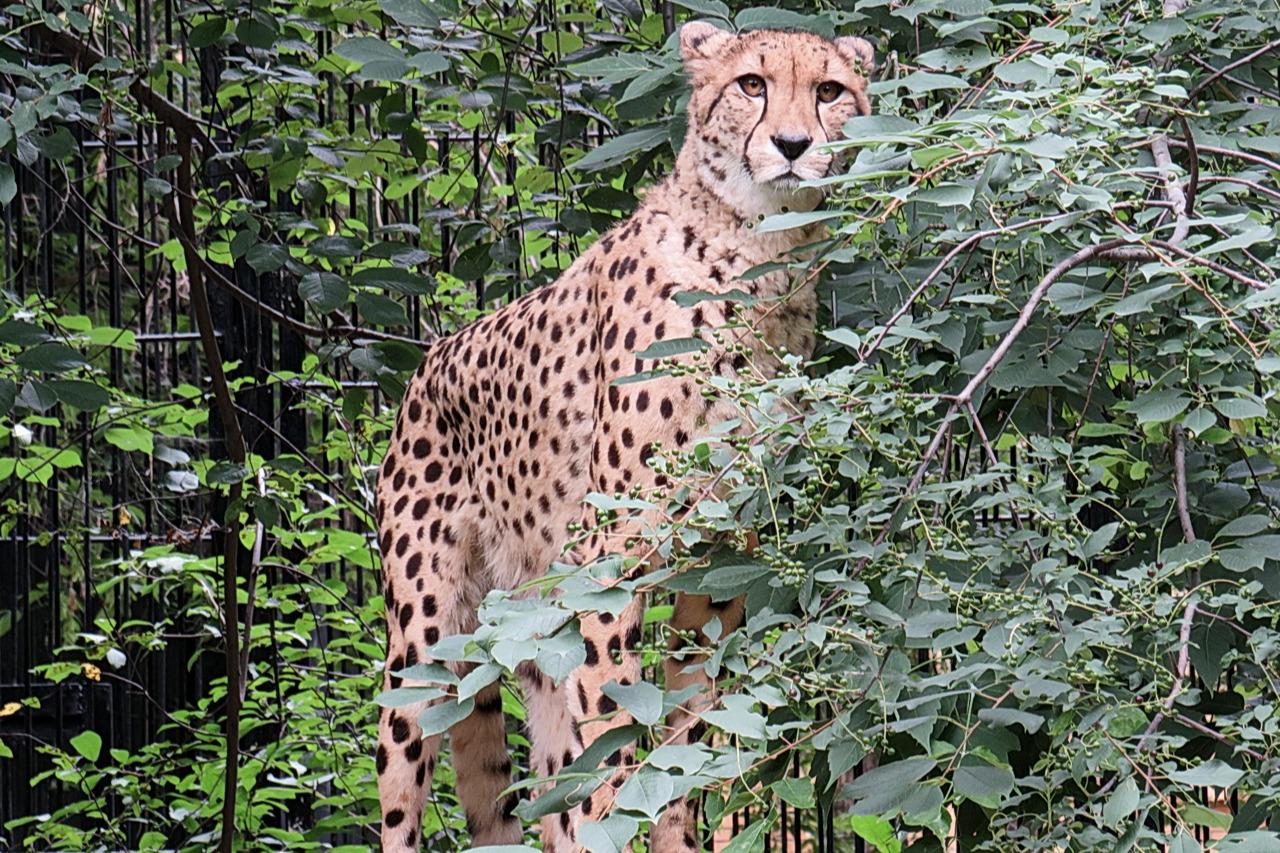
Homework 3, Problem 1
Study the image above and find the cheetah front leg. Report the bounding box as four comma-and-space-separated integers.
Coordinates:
562, 585, 648, 848
651, 592, 746, 851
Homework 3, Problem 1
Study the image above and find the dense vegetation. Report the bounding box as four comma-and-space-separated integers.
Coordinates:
1, 0, 1278, 850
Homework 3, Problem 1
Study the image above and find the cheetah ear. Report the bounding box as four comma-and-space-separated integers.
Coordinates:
835, 36, 876, 77
679, 21, 734, 72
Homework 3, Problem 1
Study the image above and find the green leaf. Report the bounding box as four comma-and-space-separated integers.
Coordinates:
844, 757, 936, 815
721, 816, 769, 852
0, 378, 15, 417
104, 426, 154, 455
771, 777, 815, 809
16, 343, 88, 373
870, 72, 969, 95
953, 762, 1014, 808
235, 18, 277, 49
188, 17, 227, 48
535, 629, 586, 684
1130, 389, 1190, 424
335, 37, 409, 80
579, 814, 641, 853
417, 697, 475, 737
1217, 515, 1273, 539
702, 695, 766, 739
143, 177, 172, 197
69, 730, 102, 762
35, 127, 77, 161
978, 707, 1044, 734
17, 380, 59, 412
379, 0, 442, 28
245, 243, 291, 274
913, 184, 974, 208
698, 562, 770, 600
207, 461, 248, 484
0, 163, 15, 205
849, 815, 902, 853
355, 292, 409, 326
633, 337, 708, 359
299, 272, 349, 313
614, 767, 673, 819
1218, 832, 1280, 852
1183, 802, 1232, 831
374, 686, 445, 707
0, 320, 51, 346
573, 126, 669, 173
647, 744, 710, 774
1169, 759, 1245, 789
670, 0, 731, 21
352, 266, 434, 295
757, 210, 843, 233
601, 680, 662, 725
1213, 395, 1267, 420
48, 380, 109, 411
1103, 777, 1139, 827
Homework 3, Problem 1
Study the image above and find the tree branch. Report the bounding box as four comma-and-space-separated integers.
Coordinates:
33, 21, 222, 152
1168, 139, 1280, 174
1185, 37, 1280, 102
851, 238, 1134, 577
173, 135, 244, 853
1172, 424, 1196, 545
858, 213, 1071, 363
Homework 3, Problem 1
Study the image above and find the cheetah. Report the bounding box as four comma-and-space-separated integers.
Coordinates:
375, 22, 874, 852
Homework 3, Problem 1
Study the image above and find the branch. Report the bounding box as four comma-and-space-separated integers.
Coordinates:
1168, 139, 1280, 174
1150, 136, 1189, 247
173, 136, 244, 853
858, 214, 1071, 363
851, 238, 1133, 577
1101, 239, 1271, 291
33, 21, 221, 152
1172, 424, 1196, 546
1174, 714, 1267, 762
1135, 598, 1198, 753
1186, 37, 1280, 102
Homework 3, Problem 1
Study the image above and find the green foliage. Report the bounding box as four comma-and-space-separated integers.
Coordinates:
1, 0, 1279, 850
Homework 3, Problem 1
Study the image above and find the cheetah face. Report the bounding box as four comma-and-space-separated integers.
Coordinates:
680, 23, 874, 207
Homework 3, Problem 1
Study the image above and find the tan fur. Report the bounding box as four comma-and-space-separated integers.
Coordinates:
375, 24, 872, 852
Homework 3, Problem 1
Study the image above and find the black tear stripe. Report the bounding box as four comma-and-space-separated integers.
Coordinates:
703, 79, 732, 125
741, 87, 769, 169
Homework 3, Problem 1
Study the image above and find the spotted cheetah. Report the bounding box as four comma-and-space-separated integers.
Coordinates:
375, 22, 874, 852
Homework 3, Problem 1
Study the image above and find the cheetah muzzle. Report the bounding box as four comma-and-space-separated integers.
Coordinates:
375, 21, 874, 853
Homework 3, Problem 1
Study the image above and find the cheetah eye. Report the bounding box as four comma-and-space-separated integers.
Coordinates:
738, 74, 766, 98
816, 81, 845, 103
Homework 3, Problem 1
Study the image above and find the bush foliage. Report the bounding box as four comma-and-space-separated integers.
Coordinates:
1, 0, 1279, 850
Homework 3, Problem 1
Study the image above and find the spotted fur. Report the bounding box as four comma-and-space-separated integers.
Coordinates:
375, 23, 873, 852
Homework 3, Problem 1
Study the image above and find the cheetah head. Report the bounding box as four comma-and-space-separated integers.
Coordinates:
679, 23, 875, 215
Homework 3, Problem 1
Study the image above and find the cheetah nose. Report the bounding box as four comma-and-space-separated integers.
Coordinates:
771, 134, 812, 162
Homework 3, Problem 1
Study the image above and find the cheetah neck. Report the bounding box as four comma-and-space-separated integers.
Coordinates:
654, 144, 826, 262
